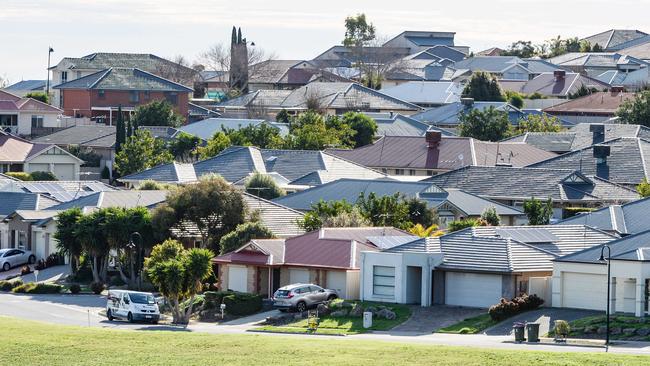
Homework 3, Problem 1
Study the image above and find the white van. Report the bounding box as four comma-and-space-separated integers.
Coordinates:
106, 290, 160, 324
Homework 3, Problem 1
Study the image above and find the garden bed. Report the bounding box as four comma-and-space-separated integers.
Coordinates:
437, 313, 498, 334
547, 315, 650, 341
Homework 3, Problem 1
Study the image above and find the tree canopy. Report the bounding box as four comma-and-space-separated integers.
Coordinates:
617, 91, 650, 127
342, 112, 377, 148
115, 129, 174, 177
343, 13, 376, 47
132, 100, 184, 127
219, 222, 275, 255
197, 131, 231, 160
523, 197, 554, 225
637, 179, 650, 198
458, 107, 511, 141
168, 132, 201, 162
245, 172, 286, 200
462, 72, 504, 102
512, 114, 563, 135
25, 91, 49, 104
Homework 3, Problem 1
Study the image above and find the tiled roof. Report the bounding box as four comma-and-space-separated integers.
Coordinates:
0, 192, 45, 219
54, 53, 196, 77
581, 30, 648, 50
119, 162, 197, 184
45, 190, 168, 211
543, 92, 635, 115
500, 72, 610, 98
0, 180, 116, 202
177, 118, 289, 140
242, 193, 305, 238
556, 229, 650, 264
380, 81, 462, 105
423, 165, 639, 203
411, 101, 524, 125
365, 113, 453, 137
33, 125, 116, 148
4, 80, 46, 92
54, 68, 193, 92
0, 133, 74, 164
556, 197, 650, 235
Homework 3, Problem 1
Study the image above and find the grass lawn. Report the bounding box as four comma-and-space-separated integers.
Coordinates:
2, 316, 650, 365
255, 301, 411, 335
437, 313, 498, 334
548, 315, 650, 341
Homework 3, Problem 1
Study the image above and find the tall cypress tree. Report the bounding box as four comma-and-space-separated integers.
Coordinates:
126, 118, 133, 138
231, 26, 237, 45
115, 105, 125, 154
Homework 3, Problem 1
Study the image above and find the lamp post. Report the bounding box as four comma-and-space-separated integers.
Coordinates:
128, 232, 143, 291
46, 47, 54, 96
598, 244, 612, 347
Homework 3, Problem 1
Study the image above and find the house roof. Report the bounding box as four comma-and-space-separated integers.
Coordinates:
547, 52, 650, 68
527, 137, 650, 186
53, 68, 193, 92
423, 165, 639, 202
33, 125, 117, 148
242, 192, 305, 238
4, 80, 46, 92
555, 229, 650, 264
543, 91, 635, 115
213, 239, 287, 266
312, 46, 410, 68
45, 190, 168, 211
326, 135, 556, 170
411, 101, 524, 125
124, 162, 197, 184
387, 225, 615, 272
380, 81, 462, 105
177, 118, 289, 140
0, 179, 116, 202
364, 112, 454, 137
499, 72, 611, 98
272, 178, 523, 217
0, 132, 78, 164
53, 52, 196, 76
0, 90, 61, 114
581, 30, 649, 51
0, 192, 54, 219
556, 197, 650, 235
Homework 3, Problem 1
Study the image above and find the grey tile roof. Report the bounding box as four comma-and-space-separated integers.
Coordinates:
46, 190, 168, 211
366, 235, 421, 250
528, 137, 650, 186
502, 133, 576, 154
119, 162, 197, 184
55, 53, 196, 77
0, 180, 115, 202
452, 56, 545, 73
548, 52, 650, 68
178, 118, 289, 140
0, 192, 42, 219
33, 125, 116, 148
500, 73, 610, 98
423, 165, 639, 203
242, 192, 305, 238
272, 178, 523, 217
581, 30, 649, 50
556, 229, 650, 264
380, 81, 462, 105
4, 80, 46, 91
411, 101, 524, 126
54, 68, 192, 92
556, 196, 650, 235
365, 113, 450, 137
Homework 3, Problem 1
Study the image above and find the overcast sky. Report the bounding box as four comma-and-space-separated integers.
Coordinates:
3, 0, 650, 82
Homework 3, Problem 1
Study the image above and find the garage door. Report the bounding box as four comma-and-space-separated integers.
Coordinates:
562, 272, 606, 310
228, 266, 248, 292
289, 268, 310, 284
445, 272, 502, 308
52, 164, 75, 180
28, 164, 50, 174
326, 270, 347, 298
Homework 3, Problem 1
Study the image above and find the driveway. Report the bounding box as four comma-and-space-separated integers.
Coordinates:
484, 308, 601, 336
0, 264, 70, 282
390, 305, 485, 334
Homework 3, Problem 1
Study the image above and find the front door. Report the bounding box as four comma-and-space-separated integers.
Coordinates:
272, 268, 281, 293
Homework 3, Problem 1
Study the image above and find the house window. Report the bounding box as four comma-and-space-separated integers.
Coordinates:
409, 169, 416, 176
373, 266, 395, 296
98, 90, 106, 99
426, 170, 434, 175
31, 115, 44, 129
395, 169, 404, 175
165, 92, 178, 105
129, 91, 140, 103
61, 71, 68, 83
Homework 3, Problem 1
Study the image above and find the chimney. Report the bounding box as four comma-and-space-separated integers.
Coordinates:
611, 85, 625, 93
593, 144, 611, 180
460, 97, 474, 107
554, 70, 566, 81
425, 130, 442, 149
389, 111, 394, 118
589, 124, 605, 145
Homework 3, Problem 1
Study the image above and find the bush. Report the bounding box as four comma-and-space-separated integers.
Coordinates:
554, 320, 571, 336
29, 171, 57, 181
0, 279, 23, 292
203, 290, 233, 309
69, 284, 82, 294
12, 283, 63, 294
5, 172, 33, 181
21, 265, 32, 276
109, 276, 126, 287
90, 282, 105, 294
222, 292, 263, 316
488, 293, 544, 321
101, 166, 110, 179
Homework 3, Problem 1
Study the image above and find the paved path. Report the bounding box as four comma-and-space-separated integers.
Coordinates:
2, 293, 650, 355
392, 305, 485, 334
0, 264, 70, 283
485, 308, 600, 336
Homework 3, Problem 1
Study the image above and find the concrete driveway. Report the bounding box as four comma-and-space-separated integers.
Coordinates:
390, 305, 486, 334
0, 264, 70, 282
484, 308, 601, 336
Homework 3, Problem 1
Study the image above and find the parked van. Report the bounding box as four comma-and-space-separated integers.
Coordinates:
106, 290, 160, 323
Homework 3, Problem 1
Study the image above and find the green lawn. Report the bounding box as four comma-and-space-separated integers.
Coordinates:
548, 315, 650, 341
1, 316, 649, 365
437, 313, 498, 334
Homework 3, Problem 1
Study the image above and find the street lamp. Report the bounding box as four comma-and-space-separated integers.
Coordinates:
598, 244, 612, 346
128, 232, 143, 291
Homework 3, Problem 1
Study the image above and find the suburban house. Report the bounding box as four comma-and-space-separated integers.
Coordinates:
53, 67, 193, 123
581, 29, 649, 52
3, 80, 47, 97
477, 47, 505, 56
216, 82, 422, 119
0, 131, 83, 180
0, 90, 63, 136
382, 31, 467, 55
423, 165, 640, 218
364, 112, 453, 137
360, 225, 615, 307
552, 229, 650, 316
527, 137, 650, 188
499, 71, 611, 99
188, 102, 221, 122
382, 60, 469, 87
556, 197, 650, 236
547, 52, 649, 77
176, 117, 289, 141
246, 60, 351, 91
403, 45, 467, 63
49, 52, 199, 108
32, 125, 117, 170
380, 81, 462, 107
542, 91, 636, 124
326, 131, 557, 176
272, 178, 526, 227
0, 177, 116, 203
213, 227, 415, 299
311, 46, 410, 69
452, 56, 560, 80
410, 99, 526, 128
0, 192, 58, 252
504, 123, 650, 154
119, 146, 385, 189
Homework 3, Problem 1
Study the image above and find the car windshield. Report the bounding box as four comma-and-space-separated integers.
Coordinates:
129, 293, 154, 304
275, 290, 291, 297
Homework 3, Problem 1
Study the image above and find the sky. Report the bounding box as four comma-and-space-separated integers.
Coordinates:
3, 0, 650, 83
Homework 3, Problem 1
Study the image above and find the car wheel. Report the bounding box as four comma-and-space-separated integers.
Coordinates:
28, 255, 36, 264
296, 301, 307, 313
327, 295, 338, 301
127, 312, 134, 323
2, 262, 9, 272
107, 309, 114, 321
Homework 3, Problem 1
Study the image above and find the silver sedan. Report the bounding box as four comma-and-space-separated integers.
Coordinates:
0, 248, 36, 271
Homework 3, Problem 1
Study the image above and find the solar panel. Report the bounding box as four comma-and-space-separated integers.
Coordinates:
495, 228, 559, 243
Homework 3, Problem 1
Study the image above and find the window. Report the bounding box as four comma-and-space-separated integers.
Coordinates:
373, 266, 395, 296
98, 90, 105, 99
61, 71, 68, 83
409, 169, 416, 176
426, 170, 434, 175
129, 91, 140, 103
165, 92, 178, 105
31, 115, 44, 129
395, 169, 404, 175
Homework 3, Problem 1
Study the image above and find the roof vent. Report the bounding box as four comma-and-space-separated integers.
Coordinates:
554, 70, 566, 81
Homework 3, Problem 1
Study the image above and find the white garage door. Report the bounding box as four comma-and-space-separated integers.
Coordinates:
52, 164, 75, 180
326, 270, 347, 298
289, 268, 310, 284
445, 272, 502, 308
228, 266, 248, 292
28, 163, 50, 174
562, 272, 606, 310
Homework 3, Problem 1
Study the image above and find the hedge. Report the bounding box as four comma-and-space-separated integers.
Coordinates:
0, 279, 23, 292
12, 283, 63, 294
488, 293, 544, 321
222, 292, 263, 316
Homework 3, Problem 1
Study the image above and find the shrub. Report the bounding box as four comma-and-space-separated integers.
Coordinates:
222, 292, 263, 316
90, 282, 105, 294
21, 265, 32, 276
29, 171, 57, 181
5, 172, 33, 181
488, 293, 544, 321
69, 284, 82, 294
109, 276, 126, 287
101, 166, 110, 179
0, 279, 23, 291
12, 282, 63, 294
203, 290, 233, 309
554, 320, 571, 336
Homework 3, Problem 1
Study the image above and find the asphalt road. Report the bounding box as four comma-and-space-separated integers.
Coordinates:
2, 293, 650, 356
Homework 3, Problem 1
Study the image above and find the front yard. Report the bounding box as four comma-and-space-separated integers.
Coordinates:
2, 316, 649, 365
437, 313, 497, 334
548, 315, 650, 341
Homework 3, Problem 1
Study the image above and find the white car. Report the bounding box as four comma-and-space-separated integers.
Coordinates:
106, 290, 160, 323
0, 248, 36, 272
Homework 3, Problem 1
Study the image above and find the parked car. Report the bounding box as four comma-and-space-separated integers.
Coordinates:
272, 283, 338, 312
0, 248, 36, 271
106, 290, 160, 323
